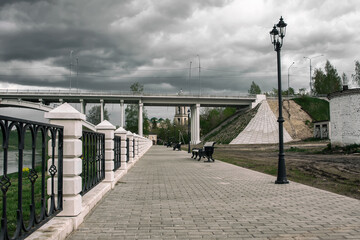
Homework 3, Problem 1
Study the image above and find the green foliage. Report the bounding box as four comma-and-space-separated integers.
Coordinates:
352, 60, 360, 87
292, 96, 329, 121
313, 60, 342, 94
248, 81, 261, 94
200, 107, 237, 137
125, 82, 149, 134
322, 143, 360, 154
151, 119, 189, 144
86, 106, 110, 125
130, 82, 144, 94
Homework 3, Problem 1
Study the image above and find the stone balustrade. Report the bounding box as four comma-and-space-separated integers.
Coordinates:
29, 103, 152, 239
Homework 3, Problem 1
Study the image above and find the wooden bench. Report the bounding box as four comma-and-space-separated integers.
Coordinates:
191, 142, 216, 162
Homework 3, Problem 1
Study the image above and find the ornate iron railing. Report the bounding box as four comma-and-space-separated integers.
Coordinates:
133, 139, 136, 160
126, 138, 129, 163
81, 131, 105, 196
0, 115, 63, 240
113, 136, 121, 171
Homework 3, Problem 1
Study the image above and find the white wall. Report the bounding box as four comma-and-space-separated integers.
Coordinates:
330, 91, 360, 146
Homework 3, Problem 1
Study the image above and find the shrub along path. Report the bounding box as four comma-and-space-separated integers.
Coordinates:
68, 145, 360, 240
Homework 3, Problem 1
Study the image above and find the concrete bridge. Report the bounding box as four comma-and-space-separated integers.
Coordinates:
0, 90, 260, 144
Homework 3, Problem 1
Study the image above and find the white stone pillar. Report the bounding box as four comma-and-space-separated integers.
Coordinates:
115, 127, 128, 171
120, 100, 125, 128
80, 99, 86, 114
190, 106, 196, 144
138, 102, 143, 136
96, 120, 115, 183
127, 131, 134, 163
100, 99, 104, 122
194, 103, 201, 144
44, 103, 84, 217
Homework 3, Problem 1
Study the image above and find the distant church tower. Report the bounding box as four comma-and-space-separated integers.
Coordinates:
174, 106, 189, 125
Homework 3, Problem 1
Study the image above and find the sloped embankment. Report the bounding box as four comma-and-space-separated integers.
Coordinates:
202, 105, 260, 144
267, 99, 313, 140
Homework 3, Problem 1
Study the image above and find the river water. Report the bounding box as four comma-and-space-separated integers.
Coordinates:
0, 150, 43, 175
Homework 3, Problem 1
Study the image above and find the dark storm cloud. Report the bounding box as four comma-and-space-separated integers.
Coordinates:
0, 0, 359, 93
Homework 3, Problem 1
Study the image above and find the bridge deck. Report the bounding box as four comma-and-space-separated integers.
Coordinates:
68, 146, 360, 240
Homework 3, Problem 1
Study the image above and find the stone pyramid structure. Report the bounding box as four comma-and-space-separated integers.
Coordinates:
230, 100, 292, 144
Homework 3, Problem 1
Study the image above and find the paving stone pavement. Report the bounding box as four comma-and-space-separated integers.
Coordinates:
67, 146, 360, 240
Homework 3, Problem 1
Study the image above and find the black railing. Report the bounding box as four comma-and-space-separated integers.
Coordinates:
0, 115, 63, 240
113, 136, 121, 171
126, 138, 129, 163
81, 131, 105, 196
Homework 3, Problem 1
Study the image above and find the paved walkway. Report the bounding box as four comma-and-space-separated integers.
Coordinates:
67, 146, 360, 240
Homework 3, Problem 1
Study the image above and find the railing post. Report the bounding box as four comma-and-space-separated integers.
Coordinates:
133, 134, 139, 162
45, 103, 83, 216
96, 120, 115, 183
126, 131, 134, 164
115, 127, 128, 171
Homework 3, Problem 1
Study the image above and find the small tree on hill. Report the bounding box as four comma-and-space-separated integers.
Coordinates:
248, 81, 261, 94
313, 60, 342, 94
352, 60, 360, 87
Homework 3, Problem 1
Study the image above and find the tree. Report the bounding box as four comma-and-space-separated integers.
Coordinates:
125, 82, 149, 134
248, 81, 261, 94
352, 60, 360, 86
342, 72, 348, 86
87, 106, 110, 125
313, 60, 342, 95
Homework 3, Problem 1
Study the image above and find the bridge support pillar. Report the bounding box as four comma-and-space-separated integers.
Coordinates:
191, 104, 201, 144
120, 100, 125, 127
138, 102, 143, 137
80, 99, 86, 114
100, 99, 104, 122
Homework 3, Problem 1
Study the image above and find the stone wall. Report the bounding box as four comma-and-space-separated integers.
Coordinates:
329, 89, 360, 146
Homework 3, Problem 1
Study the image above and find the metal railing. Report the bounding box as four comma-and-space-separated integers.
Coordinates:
0, 115, 63, 240
81, 131, 105, 195
113, 136, 121, 171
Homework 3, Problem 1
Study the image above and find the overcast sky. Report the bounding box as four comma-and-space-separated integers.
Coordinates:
1, 0, 360, 122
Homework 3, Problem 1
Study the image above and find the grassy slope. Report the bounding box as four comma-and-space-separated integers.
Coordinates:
292, 96, 329, 121
202, 105, 259, 144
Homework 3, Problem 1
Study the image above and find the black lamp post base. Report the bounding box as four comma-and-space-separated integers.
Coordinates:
275, 179, 289, 184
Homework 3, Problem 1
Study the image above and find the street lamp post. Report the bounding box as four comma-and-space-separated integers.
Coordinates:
270, 16, 289, 184
288, 62, 295, 98
304, 55, 323, 94
187, 109, 191, 153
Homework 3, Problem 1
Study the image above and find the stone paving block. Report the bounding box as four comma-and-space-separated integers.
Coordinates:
67, 146, 360, 240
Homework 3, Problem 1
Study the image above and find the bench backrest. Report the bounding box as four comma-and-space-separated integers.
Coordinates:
203, 142, 216, 147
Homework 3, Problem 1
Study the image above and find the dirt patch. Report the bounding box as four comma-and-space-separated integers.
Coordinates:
212, 141, 360, 200
267, 99, 313, 140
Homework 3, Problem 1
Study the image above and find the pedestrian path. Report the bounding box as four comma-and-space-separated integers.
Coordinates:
67, 146, 360, 240
230, 100, 292, 144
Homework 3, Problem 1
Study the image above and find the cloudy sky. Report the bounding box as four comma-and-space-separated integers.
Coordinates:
0, 0, 359, 122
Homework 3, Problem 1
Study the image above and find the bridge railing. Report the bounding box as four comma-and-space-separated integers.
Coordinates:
0, 115, 63, 240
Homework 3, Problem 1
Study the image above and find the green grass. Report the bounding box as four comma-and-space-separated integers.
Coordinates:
292, 96, 329, 121
285, 147, 308, 152
0, 166, 49, 236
